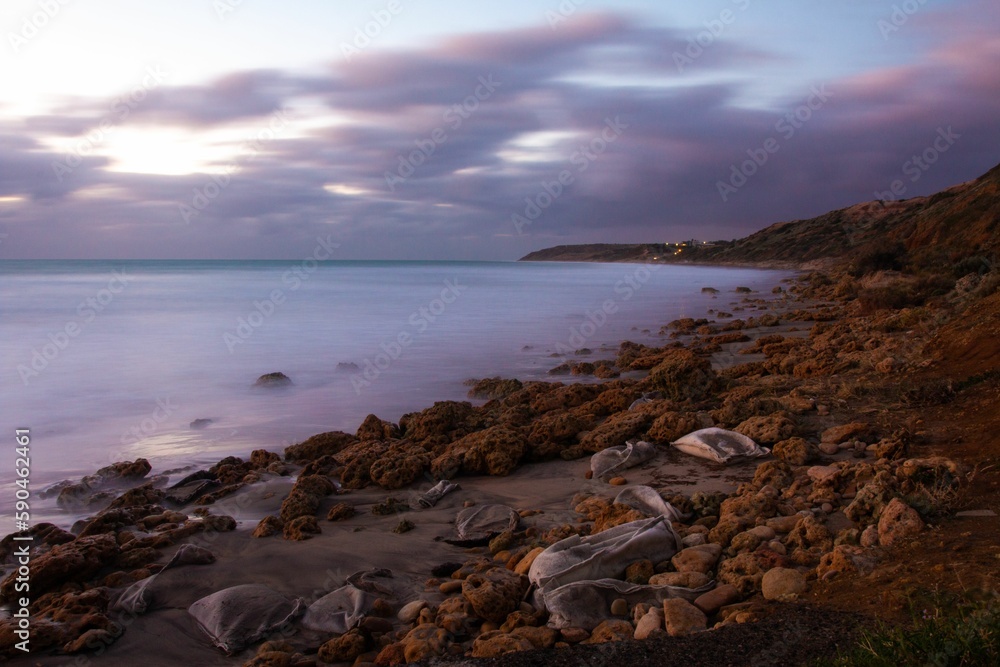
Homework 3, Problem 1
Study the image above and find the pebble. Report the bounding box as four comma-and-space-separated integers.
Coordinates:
767, 540, 787, 555
397, 600, 428, 624
682, 533, 707, 547
439, 580, 463, 594
609, 477, 627, 486
610, 598, 629, 616
818, 442, 840, 455
821, 502, 834, 513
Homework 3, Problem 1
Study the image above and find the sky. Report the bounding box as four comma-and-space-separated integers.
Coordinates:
0, 0, 998, 260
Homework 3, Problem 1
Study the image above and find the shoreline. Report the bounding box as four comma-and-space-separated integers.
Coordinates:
3, 267, 998, 665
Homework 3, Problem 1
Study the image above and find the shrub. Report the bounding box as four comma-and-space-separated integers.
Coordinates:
849, 242, 908, 277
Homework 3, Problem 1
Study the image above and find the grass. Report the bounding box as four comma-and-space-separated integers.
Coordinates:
815, 599, 1000, 666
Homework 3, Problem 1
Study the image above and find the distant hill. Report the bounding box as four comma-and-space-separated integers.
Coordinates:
521, 162, 1000, 271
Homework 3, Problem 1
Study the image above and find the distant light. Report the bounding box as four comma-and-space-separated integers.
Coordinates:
0, 195, 25, 204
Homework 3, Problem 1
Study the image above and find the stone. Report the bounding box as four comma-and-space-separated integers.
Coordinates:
761, 567, 807, 601
682, 532, 707, 547
462, 568, 529, 623
514, 547, 545, 575
717, 552, 765, 596
662, 598, 707, 637
816, 544, 878, 581
318, 629, 367, 664
693, 584, 741, 615
633, 607, 666, 640
282, 515, 320, 541
610, 598, 629, 616
471, 631, 533, 658
818, 442, 841, 455
860, 524, 879, 547
0, 533, 118, 600
878, 497, 925, 547
625, 560, 654, 584
671, 544, 722, 574
560, 627, 590, 644
510, 625, 559, 649
821, 423, 870, 444
583, 619, 635, 643
648, 571, 711, 588
735, 413, 796, 446
397, 600, 428, 624
772, 438, 817, 466
785, 515, 833, 552
766, 515, 801, 533
327, 502, 355, 521
283, 430, 356, 463
254, 372, 292, 388
400, 624, 450, 663
807, 466, 840, 484
608, 476, 628, 486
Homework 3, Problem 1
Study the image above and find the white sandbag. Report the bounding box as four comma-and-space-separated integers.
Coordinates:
301, 585, 375, 634
445, 504, 519, 546
590, 440, 658, 481
542, 577, 714, 630
188, 584, 305, 654
113, 544, 216, 615
670, 427, 770, 464
528, 516, 682, 608
613, 485, 683, 522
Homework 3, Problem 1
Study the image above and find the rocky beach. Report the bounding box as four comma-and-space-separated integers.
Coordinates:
3, 166, 1000, 666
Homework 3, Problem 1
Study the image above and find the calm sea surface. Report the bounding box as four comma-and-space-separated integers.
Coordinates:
0, 260, 791, 525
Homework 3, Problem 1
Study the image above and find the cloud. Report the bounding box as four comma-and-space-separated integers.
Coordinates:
1, 8, 999, 260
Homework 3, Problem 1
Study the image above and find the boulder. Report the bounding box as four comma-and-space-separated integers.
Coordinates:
735, 412, 796, 446
0, 534, 119, 601
693, 584, 741, 615
648, 571, 711, 589
877, 497, 924, 547
318, 629, 367, 663
254, 372, 292, 388
821, 422, 871, 444
583, 619, 635, 643
455, 426, 527, 477
252, 515, 283, 538
772, 438, 817, 466
671, 544, 723, 575
633, 607, 666, 640
761, 567, 807, 601
462, 568, 528, 623
645, 349, 717, 402
284, 431, 356, 462
400, 623, 450, 663
662, 598, 707, 637
471, 631, 533, 658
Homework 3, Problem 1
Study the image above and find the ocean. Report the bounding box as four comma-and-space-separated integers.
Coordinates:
0, 259, 791, 525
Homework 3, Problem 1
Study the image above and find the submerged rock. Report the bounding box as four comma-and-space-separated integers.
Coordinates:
253, 372, 292, 388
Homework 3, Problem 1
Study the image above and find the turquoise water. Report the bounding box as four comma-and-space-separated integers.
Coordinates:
0, 259, 790, 524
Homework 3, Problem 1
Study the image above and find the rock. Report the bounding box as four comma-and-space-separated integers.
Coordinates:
397, 600, 428, 624
513, 547, 544, 576
579, 411, 653, 452
818, 442, 841, 455
400, 623, 450, 663
625, 559, 654, 584
560, 627, 590, 644
453, 426, 527, 476
662, 598, 707, 637
761, 567, 807, 601
610, 598, 629, 616
645, 349, 717, 402
646, 411, 700, 444
439, 580, 463, 595
860, 524, 879, 547
608, 476, 628, 486
284, 431, 356, 462
471, 631, 533, 658
816, 544, 878, 580
772, 438, 817, 466
399, 400, 476, 448
821, 423, 870, 444
878, 497, 925, 547
327, 502, 355, 521
254, 372, 292, 388
633, 607, 666, 640
356, 413, 400, 441
807, 465, 840, 484
735, 412, 796, 446
462, 568, 529, 623
63, 628, 118, 654
583, 619, 635, 643
648, 571, 711, 588
370, 442, 431, 490
393, 519, 415, 534
318, 629, 368, 663
716, 552, 765, 596
785, 515, 833, 552
511, 625, 559, 649
282, 515, 320, 541
682, 533, 707, 547
671, 544, 722, 574
693, 584, 741, 615
0, 533, 118, 601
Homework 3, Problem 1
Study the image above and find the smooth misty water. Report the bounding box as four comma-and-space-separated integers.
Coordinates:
0, 260, 790, 524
